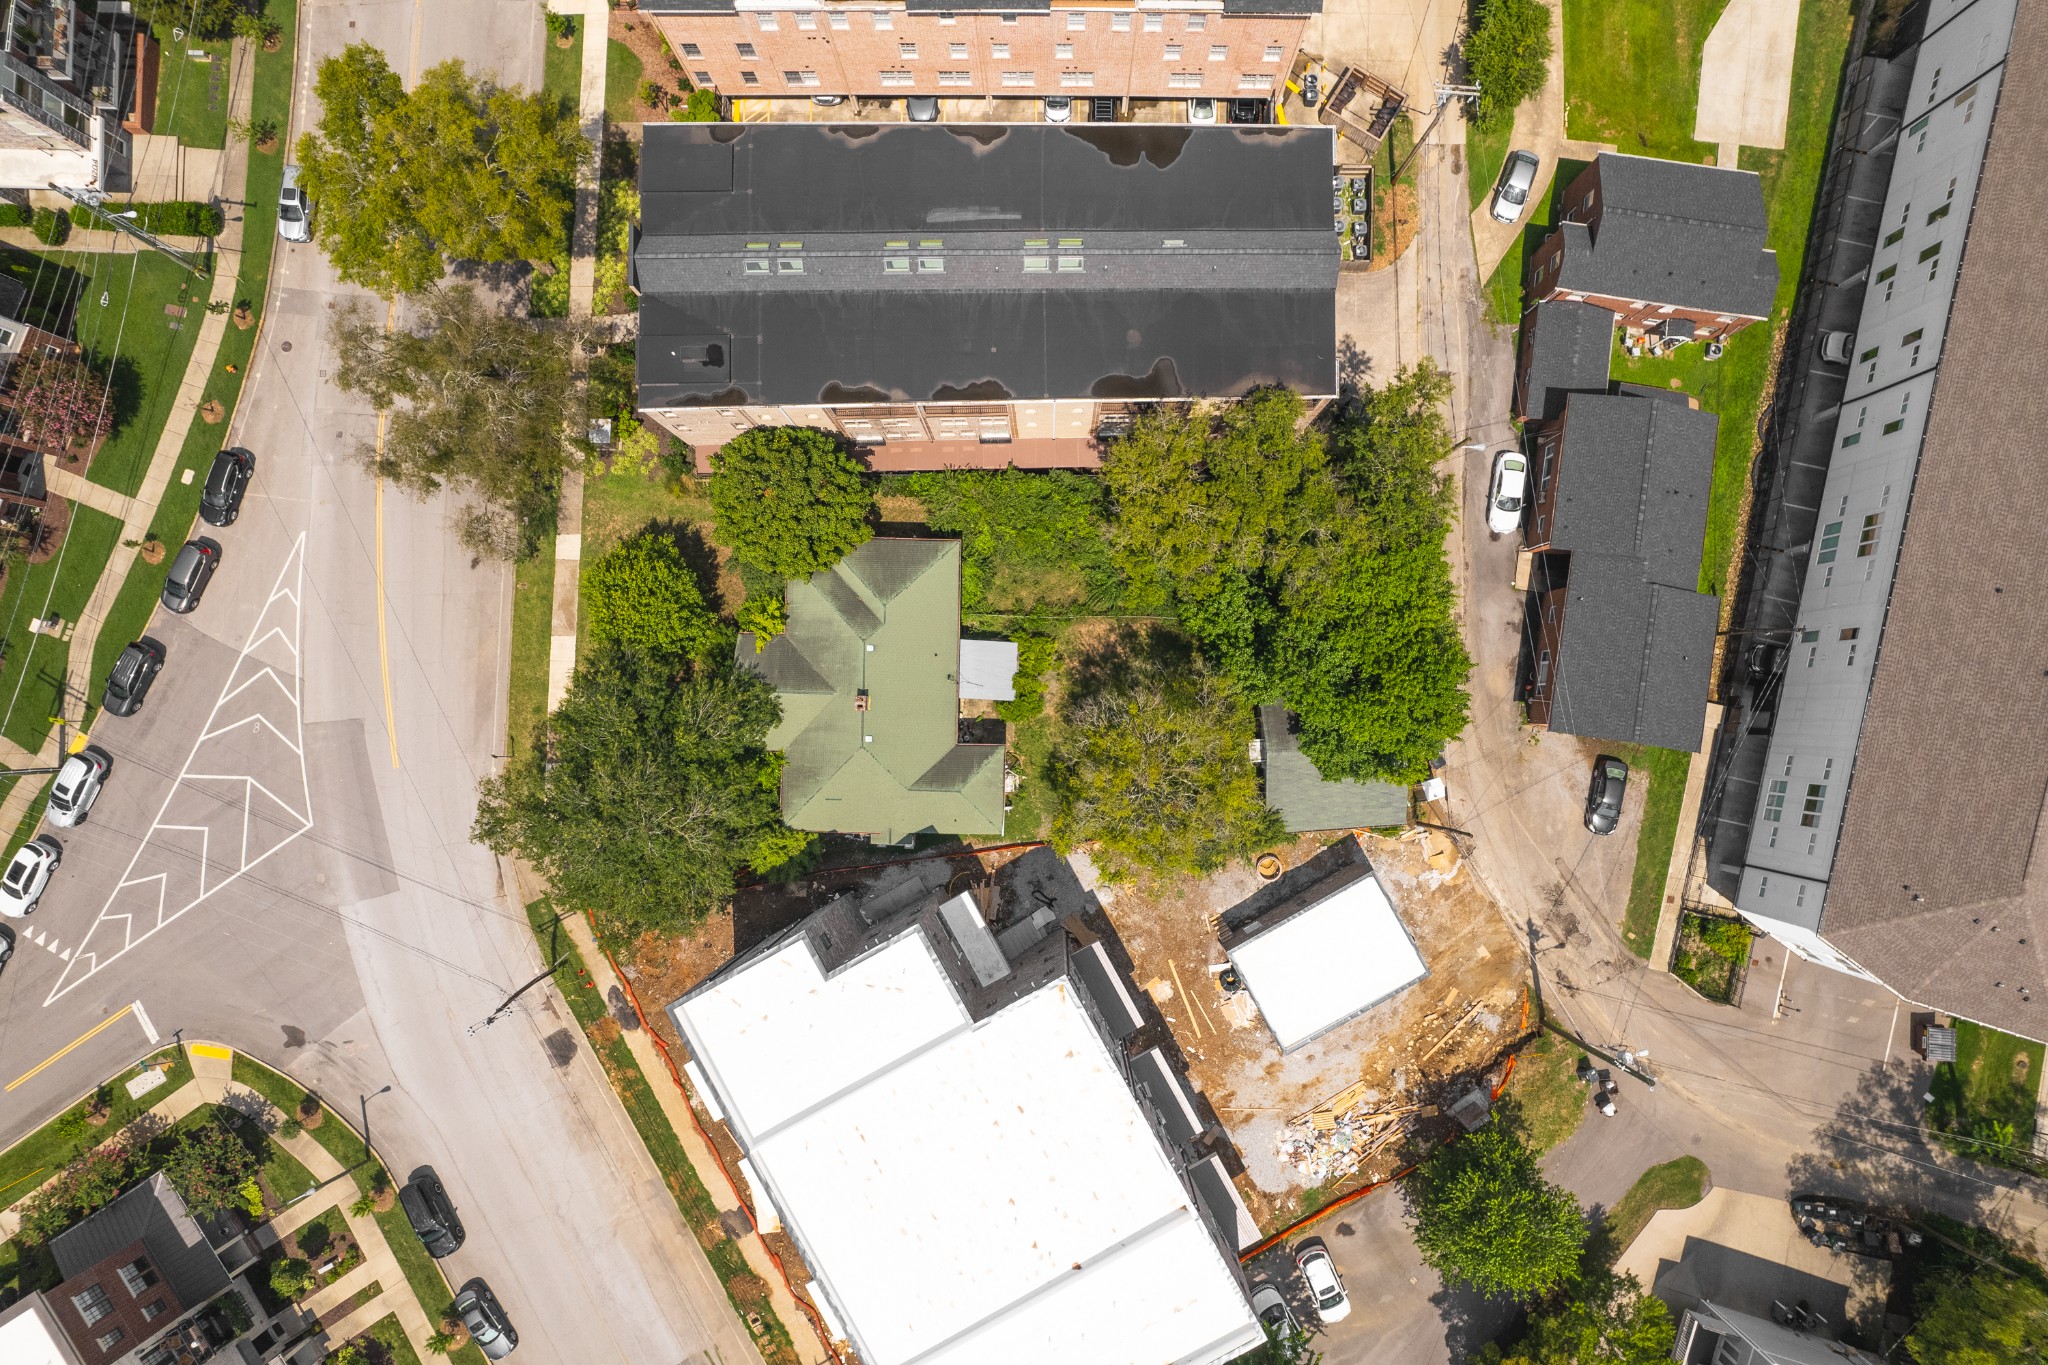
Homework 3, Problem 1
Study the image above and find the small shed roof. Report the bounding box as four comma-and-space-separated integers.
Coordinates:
1226, 864, 1427, 1050
959, 639, 1018, 701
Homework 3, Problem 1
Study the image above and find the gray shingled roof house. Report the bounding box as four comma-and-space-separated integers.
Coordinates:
740, 539, 1005, 843
1257, 706, 1407, 832
1523, 394, 1720, 750
1514, 298, 1619, 422
1528, 154, 1778, 344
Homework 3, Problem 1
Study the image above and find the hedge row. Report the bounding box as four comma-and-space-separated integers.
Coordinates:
67, 200, 224, 237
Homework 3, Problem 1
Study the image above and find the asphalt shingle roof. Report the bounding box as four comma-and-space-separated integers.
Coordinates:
1547, 394, 1717, 588
50, 1173, 229, 1310
1552, 154, 1779, 319
1518, 299, 1616, 421
635, 123, 1336, 407
1258, 705, 1407, 832
741, 539, 1004, 841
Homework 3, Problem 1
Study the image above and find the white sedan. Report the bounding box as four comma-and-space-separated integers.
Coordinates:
1487, 450, 1529, 535
1296, 1243, 1352, 1324
0, 837, 61, 917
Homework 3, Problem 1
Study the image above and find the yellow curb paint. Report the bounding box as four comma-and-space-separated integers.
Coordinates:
188, 1043, 232, 1061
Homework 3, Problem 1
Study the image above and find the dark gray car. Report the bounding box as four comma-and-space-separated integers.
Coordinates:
199, 448, 254, 526
1584, 755, 1629, 835
399, 1174, 464, 1258
102, 638, 165, 717
160, 538, 220, 614
454, 1280, 518, 1359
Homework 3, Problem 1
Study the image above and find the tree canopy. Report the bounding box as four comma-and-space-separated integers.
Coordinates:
708, 427, 875, 580
1483, 1272, 1675, 1365
1908, 1269, 2048, 1365
473, 641, 810, 941
162, 1118, 261, 1219
1101, 375, 1470, 785
295, 46, 588, 296
1047, 632, 1283, 880
888, 467, 1127, 616
133, 0, 245, 38
1466, 0, 1554, 130
1406, 1105, 1588, 1303
329, 285, 582, 554
582, 532, 728, 662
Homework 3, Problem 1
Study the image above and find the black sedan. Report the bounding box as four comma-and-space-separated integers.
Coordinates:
399, 1174, 464, 1258
102, 638, 165, 718
1584, 756, 1629, 835
160, 538, 220, 614
199, 447, 254, 526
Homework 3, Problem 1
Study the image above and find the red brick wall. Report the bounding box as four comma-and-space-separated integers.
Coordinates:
654, 9, 1307, 99
1525, 574, 1566, 726
1524, 414, 1564, 546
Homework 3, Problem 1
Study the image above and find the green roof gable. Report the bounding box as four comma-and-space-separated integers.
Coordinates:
741, 539, 1006, 843
1258, 705, 1408, 833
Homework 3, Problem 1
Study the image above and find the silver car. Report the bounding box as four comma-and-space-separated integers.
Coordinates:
1491, 149, 1540, 224
278, 164, 311, 243
45, 747, 110, 828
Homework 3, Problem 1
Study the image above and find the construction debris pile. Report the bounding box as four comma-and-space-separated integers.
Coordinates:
1275, 1078, 1421, 1186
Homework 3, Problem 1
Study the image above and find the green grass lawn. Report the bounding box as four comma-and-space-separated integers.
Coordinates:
1484, 157, 1589, 327
151, 29, 232, 150
506, 549, 553, 761
545, 24, 585, 116
1604, 1156, 1709, 1254
72, 252, 210, 499
1562, 0, 1727, 163
1371, 114, 1417, 262
1928, 1020, 2046, 1159
361, 1312, 424, 1365
0, 1047, 192, 1210
1467, 113, 1514, 216
259, 1132, 318, 1205
606, 40, 645, 127
1605, 742, 1691, 959
1507, 1034, 1589, 1153
0, 504, 123, 752
0, 1234, 56, 1301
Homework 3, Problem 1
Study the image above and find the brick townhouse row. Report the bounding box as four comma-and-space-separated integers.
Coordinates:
642, 0, 1318, 102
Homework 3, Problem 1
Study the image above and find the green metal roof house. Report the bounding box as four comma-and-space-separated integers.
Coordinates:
1257, 705, 1408, 833
739, 539, 1006, 844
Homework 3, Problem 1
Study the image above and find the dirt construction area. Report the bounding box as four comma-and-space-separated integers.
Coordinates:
1095, 829, 1530, 1230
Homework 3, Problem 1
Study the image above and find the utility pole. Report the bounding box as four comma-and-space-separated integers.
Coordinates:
467, 954, 571, 1036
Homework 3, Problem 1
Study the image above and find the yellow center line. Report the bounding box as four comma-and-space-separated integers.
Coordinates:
7, 1006, 134, 1093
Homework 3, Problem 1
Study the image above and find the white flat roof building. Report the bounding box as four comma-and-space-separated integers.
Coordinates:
1227, 860, 1428, 1050
0, 1298, 83, 1365
674, 921, 1262, 1365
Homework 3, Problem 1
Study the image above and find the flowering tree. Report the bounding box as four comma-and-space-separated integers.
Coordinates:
17, 1140, 139, 1243
9, 353, 106, 455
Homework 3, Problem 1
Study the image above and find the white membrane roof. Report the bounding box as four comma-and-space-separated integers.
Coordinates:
1229, 870, 1428, 1050
676, 930, 1261, 1365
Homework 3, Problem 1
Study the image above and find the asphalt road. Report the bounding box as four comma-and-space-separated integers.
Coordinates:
0, 3, 762, 1363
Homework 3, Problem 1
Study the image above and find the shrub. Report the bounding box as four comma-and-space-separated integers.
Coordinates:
269, 1256, 315, 1300
735, 591, 785, 646
31, 207, 67, 246
17, 1141, 138, 1244
162, 1117, 261, 1219
279, 1118, 302, 1140
672, 88, 721, 122
425, 1332, 458, 1356
995, 635, 1056, 723
1465, 0, 1553, 129
0, 202, 29, 227
68, 201, 225, 236
237, 1178, 266, 1219
637, 79, 666, 109
9, 353, 107, 455
582, 530, 727, 662
216, 1288, 253, 1336
545, 12, 575, 39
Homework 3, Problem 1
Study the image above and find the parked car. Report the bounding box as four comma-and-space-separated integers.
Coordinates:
1295, 1242, 1351, 1324
1188, 97, 1217, 124
1250, 1284, 1300, 1340
0, 924, 14, 975
1487, 450, 1529, 535
810, 94, 846, 106
102, 638, 166, 718
906, 96, 939, 122
399, 1174, 465, 1258
45, 746, 111, 829
1228, 98, 1266, 124
0, 836, 61, 917
1044, 96, 1072, 123
1302, 71, 1320, 107
1491, 150, 1540, 224
1818, 329, 1855, 364
278, 164, 311, 243
160, 538, 221, 614
454, 1280, 519, 1359
1584, 755, 1630, 835
199, 447, 254, 527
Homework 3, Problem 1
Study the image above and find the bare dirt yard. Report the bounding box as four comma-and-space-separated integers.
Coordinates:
1094, 830, 1531, 1229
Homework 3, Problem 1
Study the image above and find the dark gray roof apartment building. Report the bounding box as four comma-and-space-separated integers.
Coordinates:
633, 122, 1337, 471
1526, 153, 1778, 343
1513, 298, 1619, 422
1522, 393, 1720, 751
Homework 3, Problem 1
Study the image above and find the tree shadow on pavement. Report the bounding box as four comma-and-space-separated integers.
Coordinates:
1431, 1280, 1519, 1362
1784, 1060, 2020, 1236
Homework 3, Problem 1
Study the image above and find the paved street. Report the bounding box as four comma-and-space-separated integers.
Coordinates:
0, 3, 760, 1364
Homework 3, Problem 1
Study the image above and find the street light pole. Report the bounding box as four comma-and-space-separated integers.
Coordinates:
467, 954, 571, 1036
359, 1085, 392, 1158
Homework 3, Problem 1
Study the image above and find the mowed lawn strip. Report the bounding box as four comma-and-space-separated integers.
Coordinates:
1561, 0, 1727, 163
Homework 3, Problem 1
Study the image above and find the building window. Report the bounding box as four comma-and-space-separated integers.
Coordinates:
1801, 784, 1827, 827
73, 1285, 114, 1325
1001, 69, 1034, 85
682, 42, 702, 56
741, 70, 759, 84
830, 12, 850, 28
1209, 44, 1228, 60
1918, 241, 1943, 263
1145, 13, 1163, 30
1806, 645, 1818, 668
1847, 642, 1859, 666
900, 41, 919, 57
777, 258, 803, 273
1168, 71, 1202, 88
1057, 256, 1084, 271
949, 41, 967, 57
1264, 43, 1283, 60
1060, 70, 1094, 86
117, 1259, 158, 1297
1881, 419, 1904, 435
1112, 12, 1130, 29
1068, 10, 1086, 28
1001, 11, 1018, 21
797, 12, 816, 28
1857, 513, 1882, 557
757, 12, 777, 29
141, 1299, 168, 1321
1164, 43, 1181, 58
1926, 202, 1950, 224
873, 11, 893, 28
1816, 520, 1841, 563
938, 70, 971, 85
1840, 627, 1858, 640
694, 71, 713, 84
938, 9, 956, 21
878, 70, 912, 85
784, 71, 820, 86
1840, 432, 1860, 448
737, 42, 757, 57
918, 257, 944, 272
884, 257, 911, 273
991, 41, 1010, 56
1882, 226, 1905, 247
1909, 113, 1928, 151
1238, 73, 1273, 88
1763, 780, 1787, 822
97, 1328, 125, 1351
1056, 41, 1074, 57
1023, 257, 1050, 272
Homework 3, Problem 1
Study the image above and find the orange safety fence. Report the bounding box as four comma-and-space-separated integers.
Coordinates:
590, 911, 847, 1365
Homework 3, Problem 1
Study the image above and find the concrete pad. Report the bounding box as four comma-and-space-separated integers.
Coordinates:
1617, 1187, 1890, 1325
1694, 0, 1799, 151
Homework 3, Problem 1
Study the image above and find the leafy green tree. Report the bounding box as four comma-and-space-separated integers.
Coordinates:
1483, 1272, 1675, 1364
295, 45, 588, 295
329, 286, 583, 554
1048, 632, 1283, 880
674, 88, 722, 121
583, 532, 727, 661
17, 1142, 139, 1244
163, 1118, 260, 1219
133, 0, 245, 39
708, 428, 875, 579
996, 634, 1057, 723
473, 643, 812, 940
893, 468, 1128, 615
1909, 1269, 2048, 1364
1465, 0, 1553, 130
736, 591, 786, 646
1406, 1105, 1588, 1303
